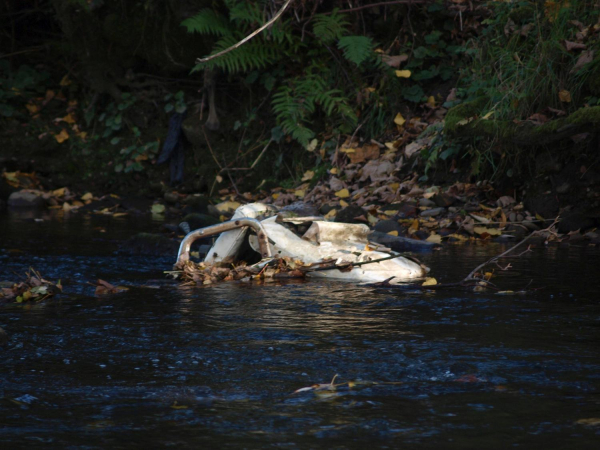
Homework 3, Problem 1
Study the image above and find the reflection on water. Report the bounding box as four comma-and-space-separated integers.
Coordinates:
1, 212, 600, 448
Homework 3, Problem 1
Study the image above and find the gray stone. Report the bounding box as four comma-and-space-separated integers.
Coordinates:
420, 207, 445, 217
373, 219, 403, 235
164, 192, 180, 204
505, 224, 528, 239
7, 190, 45, 208
418, 198, 436, 207
335, 205, 365, 223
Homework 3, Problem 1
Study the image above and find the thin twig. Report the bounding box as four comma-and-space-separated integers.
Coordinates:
201, 126, 223, 170
195, 0, 294, 64
463, 217, 560, 282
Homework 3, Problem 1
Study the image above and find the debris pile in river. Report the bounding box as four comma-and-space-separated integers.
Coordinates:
0, 268, 62, 303
174, 257, 307, 285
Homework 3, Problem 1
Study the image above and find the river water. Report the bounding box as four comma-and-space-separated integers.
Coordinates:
1, 210, 599, 449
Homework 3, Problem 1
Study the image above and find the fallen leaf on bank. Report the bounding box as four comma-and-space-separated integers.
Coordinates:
394, 113, 406, 126
81, 192, 94, 201
571, 50, 594, 72
383, 54, 408, 68
456, 117, 476, 126
404, 141, 423, 158
324, 209, 337, 219
301, 170, 314, 182
55, 129, 69, 143
348, 143, 380, 164
335, 188, 350, 198
26, 103, 39, 114
565, 40, 586, 51
422, 277, 437, 286
339, 200, 349, 207
387, 230, 399, 236
481, 111, 495, 120
295, 189, 305, 198
395, 70, 411, 78
62, 113, 76, 124
474, 226, 502, 236
558, 89, 572, 103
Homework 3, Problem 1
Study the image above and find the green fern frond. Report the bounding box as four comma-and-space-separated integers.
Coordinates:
338, 36, 374, 66
195, 34, 279, 73
313, 9, 350, 44
181, 9, 230, 36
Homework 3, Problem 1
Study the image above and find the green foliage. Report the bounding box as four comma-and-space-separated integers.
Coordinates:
337, 36, 375, 66
183, 1, 380, 147
313, 9, 349, 44
0, 63, 50, 117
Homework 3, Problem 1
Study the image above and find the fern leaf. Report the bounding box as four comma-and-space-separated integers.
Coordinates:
181, 9, 230, 36
313, 9, 349, 44
338, 36, 374, 66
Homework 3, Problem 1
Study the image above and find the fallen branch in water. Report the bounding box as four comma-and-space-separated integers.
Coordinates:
368, 217, 560, 292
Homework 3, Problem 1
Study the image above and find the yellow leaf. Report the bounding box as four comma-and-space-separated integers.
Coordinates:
395, 70, 411, 78
76, 131, 88, 141
496, 290, 515, 295
55, 129, 69, 143
456, 117, 475, 126
272, 193, 280, 200
422, 277, 437, 286
484, 272, 493, 280
306, 139, 318, 152
387, 230, 399, 236
339, 147, 356, 154
576, 418, 600, 426
481, 111, 495, 120
339, 199, 349, 208
324, 209, 337, 219
335, 188, 350, 198
535, 213, 544, 221
408, 219, 419, 233
473, 226, 501, 236
558, 89, 571, 102
151, 204, 165, 214
62, 113, 76, 124
394, 113, 406, 126
295, 189, 305, 198
215, 175, 223, 183
25, 103, 39, 114
62, 202, 74, 211
81, 192, 93, 201
426, 233, 442, 244
367, 213, 378, 225
59, 75, 72, 86
330, 168, 338, 175
301, 170, 314, 182
427, 96, 436, 107
366, 87, 376, 93
53, 187, 66, 197
385, 141, 397, 150
170, 401, 188, 410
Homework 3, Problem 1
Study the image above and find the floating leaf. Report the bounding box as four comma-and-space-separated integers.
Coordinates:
422, 277, 437, 286
426, 233, 442, 244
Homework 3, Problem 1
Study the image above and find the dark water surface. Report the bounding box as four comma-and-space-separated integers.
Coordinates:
1, 210, 600, 449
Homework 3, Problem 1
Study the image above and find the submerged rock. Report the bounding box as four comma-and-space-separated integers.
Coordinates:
7, 190, 45, 208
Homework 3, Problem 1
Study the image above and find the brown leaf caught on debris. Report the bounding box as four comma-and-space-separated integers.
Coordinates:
94, 279, 127, 295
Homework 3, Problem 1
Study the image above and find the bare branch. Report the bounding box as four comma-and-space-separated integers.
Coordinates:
195, 0, 294, 65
